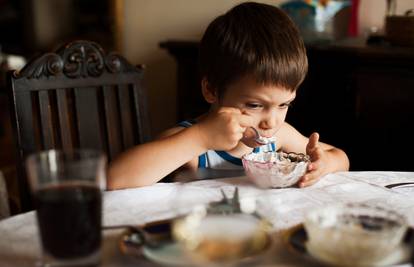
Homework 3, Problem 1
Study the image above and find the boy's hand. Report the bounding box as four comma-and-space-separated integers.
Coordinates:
298, 132, 327, 187
195, 107, 253, 151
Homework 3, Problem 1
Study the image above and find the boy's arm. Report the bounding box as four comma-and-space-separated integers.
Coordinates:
107, 126, 204, 189
277, 122, 349, 187
107, 107, 254, 190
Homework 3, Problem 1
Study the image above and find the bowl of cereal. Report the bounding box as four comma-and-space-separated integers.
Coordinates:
304, 203, 408, 267
242, 151, 310, 188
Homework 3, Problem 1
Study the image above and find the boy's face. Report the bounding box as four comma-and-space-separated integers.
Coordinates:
215, 76, 296, 138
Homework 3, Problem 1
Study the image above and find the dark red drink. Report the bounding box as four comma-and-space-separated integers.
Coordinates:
35, 184, 102, 259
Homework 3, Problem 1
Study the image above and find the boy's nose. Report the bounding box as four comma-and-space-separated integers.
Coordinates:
259, 116, 277, 130
259, 109, 280, 130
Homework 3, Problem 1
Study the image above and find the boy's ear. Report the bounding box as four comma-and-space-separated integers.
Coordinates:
201, 78, 218, 104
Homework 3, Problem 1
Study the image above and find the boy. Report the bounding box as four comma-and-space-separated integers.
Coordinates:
107, 2, 349, 189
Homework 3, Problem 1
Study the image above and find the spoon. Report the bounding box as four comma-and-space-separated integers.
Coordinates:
249, 127, 275, 145
385, 182, 414, 189
103, 223, 171, 248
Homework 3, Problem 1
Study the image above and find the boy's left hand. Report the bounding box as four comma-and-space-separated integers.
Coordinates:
298, 132, 327, 187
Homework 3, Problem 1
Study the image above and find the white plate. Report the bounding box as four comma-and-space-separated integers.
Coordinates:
143, 242, 191, 266
121, 231, 273, 266
119, 231, 190, 266
142, 240, 273, 266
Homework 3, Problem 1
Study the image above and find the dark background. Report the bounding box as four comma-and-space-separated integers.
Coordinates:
0, 0, 115, 58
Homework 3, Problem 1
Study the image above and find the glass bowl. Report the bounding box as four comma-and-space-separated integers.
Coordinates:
242, 151, 310, 188
172, 204, 270, 265
303, 203, 408, 267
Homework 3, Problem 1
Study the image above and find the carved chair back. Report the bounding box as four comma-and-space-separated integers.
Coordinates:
8, 40, 150, 211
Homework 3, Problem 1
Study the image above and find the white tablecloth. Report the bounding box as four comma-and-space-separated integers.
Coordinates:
1, 171, 414, 266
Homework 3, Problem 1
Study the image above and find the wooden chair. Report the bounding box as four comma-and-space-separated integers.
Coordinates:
0, 170, 10, 219
7, 40, 151, 211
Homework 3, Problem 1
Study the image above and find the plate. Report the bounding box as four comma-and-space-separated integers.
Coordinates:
142, 242, 194, 266
284, 225, 412, 267
120, 228, 274, 266
118, 219, 180, 264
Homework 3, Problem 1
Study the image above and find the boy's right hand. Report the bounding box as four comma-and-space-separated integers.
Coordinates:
194, 107, 253, 151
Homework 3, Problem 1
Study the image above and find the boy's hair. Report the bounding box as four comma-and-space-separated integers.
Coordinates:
199, 2, 308, 96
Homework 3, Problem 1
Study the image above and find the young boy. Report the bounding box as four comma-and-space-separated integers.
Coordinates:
107, 2, 349, 190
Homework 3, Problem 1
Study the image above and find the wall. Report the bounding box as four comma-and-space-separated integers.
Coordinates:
122, 0, 283, 135
33, 0, 73, 49
359, 0, 413, 36
122, 0, 414, 136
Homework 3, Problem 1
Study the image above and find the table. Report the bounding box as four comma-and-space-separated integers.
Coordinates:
1, 171, 414, 266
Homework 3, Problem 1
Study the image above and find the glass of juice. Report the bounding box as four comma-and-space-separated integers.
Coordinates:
26, 149, 106, 267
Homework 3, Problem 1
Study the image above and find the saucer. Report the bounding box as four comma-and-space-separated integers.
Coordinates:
119, 228, 188, 265
285, 225, 412, 267
120, 229, 273, 266
143, 242, 192, 266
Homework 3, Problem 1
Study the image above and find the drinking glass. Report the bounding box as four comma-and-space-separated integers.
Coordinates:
26, 149, 106, 267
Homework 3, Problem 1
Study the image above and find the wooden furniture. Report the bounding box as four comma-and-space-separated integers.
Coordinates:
159, 41, 206, 121
160, 39, 414, 172
8, 40, 150, 211
0, 170, 10, 219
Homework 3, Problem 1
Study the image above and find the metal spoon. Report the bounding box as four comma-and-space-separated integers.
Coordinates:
249, 127, 275, 145
103, 224, 167, 248
385, 182, 414, 189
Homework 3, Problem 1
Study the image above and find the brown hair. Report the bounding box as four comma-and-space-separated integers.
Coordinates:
199, 2, 308, 96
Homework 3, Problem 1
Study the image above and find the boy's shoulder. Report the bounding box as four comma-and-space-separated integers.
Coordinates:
276, 121, 296, 140
277, 122, 303, 138
277, 122, 309, 153
157, 119, 197, 139
176, 119, 197, 128
157, 125, 187, 139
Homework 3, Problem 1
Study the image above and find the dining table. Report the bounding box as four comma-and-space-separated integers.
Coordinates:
1, 171, 414, 267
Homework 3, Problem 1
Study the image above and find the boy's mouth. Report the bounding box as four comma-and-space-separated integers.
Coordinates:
258, 131, 276, 138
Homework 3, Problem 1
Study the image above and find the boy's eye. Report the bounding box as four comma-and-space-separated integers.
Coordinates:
245, 103, 263, 109
280, 102, 292, 109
